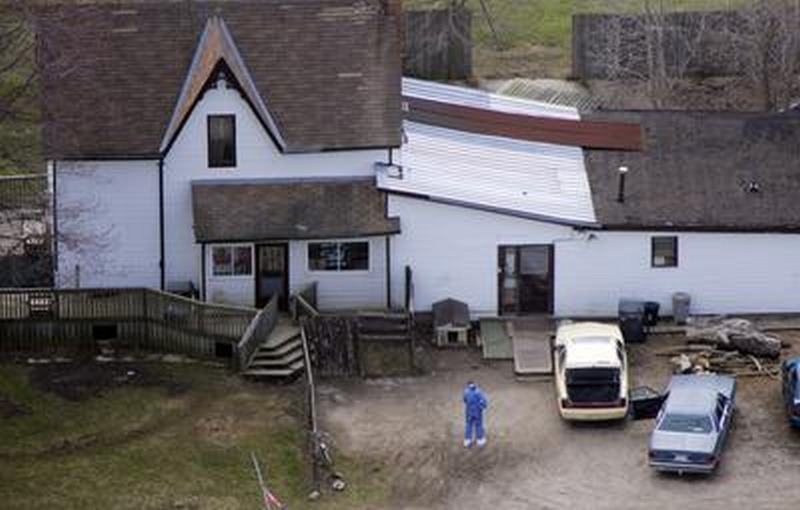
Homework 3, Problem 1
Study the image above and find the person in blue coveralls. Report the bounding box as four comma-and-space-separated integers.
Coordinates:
463, 381, 488, 448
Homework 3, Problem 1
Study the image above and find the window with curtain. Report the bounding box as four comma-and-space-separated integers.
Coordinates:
212, 245, 252, 276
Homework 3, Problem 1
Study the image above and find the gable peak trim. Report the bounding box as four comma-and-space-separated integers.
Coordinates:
159, 15, 285, 155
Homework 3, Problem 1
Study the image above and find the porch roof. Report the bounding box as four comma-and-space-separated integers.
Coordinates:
191, 178, 400, 242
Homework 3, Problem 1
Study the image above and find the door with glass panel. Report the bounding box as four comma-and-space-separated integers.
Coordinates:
498, 245, 553, 315
256, 243, 288, 310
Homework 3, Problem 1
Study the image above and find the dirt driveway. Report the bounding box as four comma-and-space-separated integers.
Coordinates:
319, 334, 800, 510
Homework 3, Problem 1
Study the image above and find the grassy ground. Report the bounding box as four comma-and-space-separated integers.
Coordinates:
0, 361, 387, 510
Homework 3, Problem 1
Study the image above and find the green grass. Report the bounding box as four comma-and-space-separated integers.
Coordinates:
0, 363, 387, 510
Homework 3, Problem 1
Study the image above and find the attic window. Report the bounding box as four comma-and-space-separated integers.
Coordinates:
208, 115, 236, 168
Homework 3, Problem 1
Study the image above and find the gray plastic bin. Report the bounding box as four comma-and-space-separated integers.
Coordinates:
618, 299, 646, 343
672, 292, 691, 325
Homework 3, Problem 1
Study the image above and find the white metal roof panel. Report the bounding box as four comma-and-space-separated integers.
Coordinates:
378, 121, 597, 225
402, 77, 581, 120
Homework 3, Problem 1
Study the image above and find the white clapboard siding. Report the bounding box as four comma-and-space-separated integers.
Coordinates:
56, 160, 160, 288
556, 231, 800, 317
289, 238, 387, 311
388, 195, 574, 316
163, 82, 387, 292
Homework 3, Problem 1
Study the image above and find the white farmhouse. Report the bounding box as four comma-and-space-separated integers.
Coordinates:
41, 1, 402, 311
38, 2, 800, 319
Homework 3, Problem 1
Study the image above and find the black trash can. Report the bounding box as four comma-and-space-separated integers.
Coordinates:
643, 301, 661, 328
618, 299, 646, 343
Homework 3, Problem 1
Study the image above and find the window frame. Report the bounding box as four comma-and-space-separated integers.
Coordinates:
651, 236, 678, 268
207, 114, 237, 168
210, 244, 253, 278
307, 240, 371, 273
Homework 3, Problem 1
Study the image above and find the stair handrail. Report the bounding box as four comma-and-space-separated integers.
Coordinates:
290, 281, 319, 322
236, 294, 279, 373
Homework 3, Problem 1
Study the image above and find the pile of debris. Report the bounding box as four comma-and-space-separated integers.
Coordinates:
660, 317, 786, 377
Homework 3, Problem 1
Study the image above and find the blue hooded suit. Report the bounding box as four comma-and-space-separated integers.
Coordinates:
463, 382, 488, 443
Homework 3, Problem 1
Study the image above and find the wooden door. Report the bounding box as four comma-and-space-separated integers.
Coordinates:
256, 244, 288, 310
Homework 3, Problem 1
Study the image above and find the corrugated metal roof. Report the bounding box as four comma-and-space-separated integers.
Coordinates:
378, 121, 597, 226
497, 78, 604, 113
401, 78, 642, 150
402, 77, 581, 120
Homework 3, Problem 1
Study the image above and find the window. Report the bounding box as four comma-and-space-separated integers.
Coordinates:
658, 414, 713, 434
651, 236, 678, 267
308, 241, 369, 271
208, 115, 236, 167
212, 245, 252, 276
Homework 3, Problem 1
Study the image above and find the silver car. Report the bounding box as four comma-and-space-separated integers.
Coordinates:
648, 374, 736, 474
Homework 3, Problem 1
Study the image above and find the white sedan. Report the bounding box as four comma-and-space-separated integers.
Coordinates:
553, 322, 629, 421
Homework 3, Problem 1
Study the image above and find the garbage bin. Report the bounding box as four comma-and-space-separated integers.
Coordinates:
643, 301, 661, 328
618, 299, 646, 343
672, 292, 691, 325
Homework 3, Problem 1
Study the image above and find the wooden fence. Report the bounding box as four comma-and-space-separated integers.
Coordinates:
404, 7, 472, 81
0, 288, 256, 363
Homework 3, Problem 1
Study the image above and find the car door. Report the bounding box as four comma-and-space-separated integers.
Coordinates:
782, 362, 792, 410
715, 394, 731, 450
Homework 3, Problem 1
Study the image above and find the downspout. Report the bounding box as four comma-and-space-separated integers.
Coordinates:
158, 157, 165, 290
385, 235, 391, 309
51, 160, 58, 285
200, 242, 207, 301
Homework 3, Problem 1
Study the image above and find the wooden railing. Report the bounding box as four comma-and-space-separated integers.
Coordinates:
290, 281, 319, 322
0, 287, 257, 363
235, 293, 279, 372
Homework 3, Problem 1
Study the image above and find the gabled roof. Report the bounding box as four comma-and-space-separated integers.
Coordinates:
585, 111, 800, 232
160, 16, 284, 154
36, 1, 402, 159
191, 178, 400, 242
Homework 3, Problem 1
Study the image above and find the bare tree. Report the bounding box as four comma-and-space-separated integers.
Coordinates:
726, 0, 800, 110
583, 1, 713, 108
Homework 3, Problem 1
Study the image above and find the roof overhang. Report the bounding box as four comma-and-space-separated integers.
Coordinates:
191, 177, 400, 243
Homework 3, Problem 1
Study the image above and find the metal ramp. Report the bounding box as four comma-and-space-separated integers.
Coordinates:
508, 317, 554, 376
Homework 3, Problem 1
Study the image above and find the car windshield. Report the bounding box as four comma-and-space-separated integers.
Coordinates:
658, 414, 713, 434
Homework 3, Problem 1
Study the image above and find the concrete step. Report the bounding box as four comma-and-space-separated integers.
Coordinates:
243, 359, 305, 378
249, 349, 304, 368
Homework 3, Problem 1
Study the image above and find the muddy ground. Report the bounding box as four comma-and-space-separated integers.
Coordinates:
320, 332, 800, 510
28, 360, 189, 401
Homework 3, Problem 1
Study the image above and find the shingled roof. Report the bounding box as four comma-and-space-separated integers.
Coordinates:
36, 0, 402, 159
585, 111, 800, 232
191, 178, 400, 242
